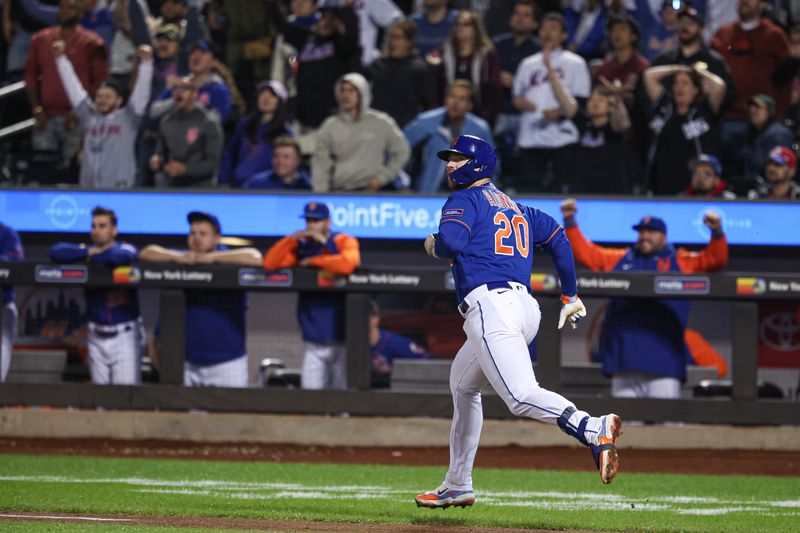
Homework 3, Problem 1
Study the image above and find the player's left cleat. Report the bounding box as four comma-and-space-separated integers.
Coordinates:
415, 483, 475, 509
591, 413, 623, 485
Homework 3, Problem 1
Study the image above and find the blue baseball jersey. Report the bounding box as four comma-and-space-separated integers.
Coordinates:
371, 329, 432, 374
49, 241, 140, 325
434, 183, 577, 303
0, 222, 24, 304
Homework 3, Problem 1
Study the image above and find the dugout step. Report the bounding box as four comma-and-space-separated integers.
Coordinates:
391, 360, 718, 397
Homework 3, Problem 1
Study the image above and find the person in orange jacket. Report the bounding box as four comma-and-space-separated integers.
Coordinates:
561, 198, 728, 398
263, 201, 360, 390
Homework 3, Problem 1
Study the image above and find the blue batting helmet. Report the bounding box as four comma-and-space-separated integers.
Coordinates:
437, 135, 496, 185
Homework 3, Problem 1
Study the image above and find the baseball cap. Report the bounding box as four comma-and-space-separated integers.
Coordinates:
689, 154, 722, 176
677, 7, 704, 26
155, 23, 180, 42
191, 39, 218, 56
256, 80, 288, 103
632, 216, 667, 234
301, 202, 330, 220
749, 94, 776, 114
767, 146, 797, 169
98, 78, 126, 98
187, 211, 222, 233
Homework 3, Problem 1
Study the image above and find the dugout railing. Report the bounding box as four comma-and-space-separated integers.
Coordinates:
0, 261, 798, 425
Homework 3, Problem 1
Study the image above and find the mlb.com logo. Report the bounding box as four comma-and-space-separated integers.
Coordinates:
736, 277, 767, 295
654, 276, 710, 295
35, 265, 88, 283
113, 266, 141, 284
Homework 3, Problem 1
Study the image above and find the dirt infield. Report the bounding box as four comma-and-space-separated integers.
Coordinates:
1, 437, 799, 477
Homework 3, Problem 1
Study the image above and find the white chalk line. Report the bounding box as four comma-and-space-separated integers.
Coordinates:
2, 475, 799, 517
0, 514, 133, 522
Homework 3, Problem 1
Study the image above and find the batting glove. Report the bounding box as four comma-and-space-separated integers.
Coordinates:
424, 233, 439, 259
558, 295, 587, 330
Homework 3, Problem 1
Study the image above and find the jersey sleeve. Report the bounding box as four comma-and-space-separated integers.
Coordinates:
90, 243, 138, 266
523, 205, 578, 297
0, 228, 24, 261
564, 225, 627, 272
263, 236, 299, 270
567, 56, 591, 98
306, 234, 361, 275
49, 242, 89, 263
676, 234, 729, 273
435, 194, 477, 258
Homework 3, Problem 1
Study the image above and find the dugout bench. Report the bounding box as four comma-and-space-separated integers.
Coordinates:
0, 261, 798, 425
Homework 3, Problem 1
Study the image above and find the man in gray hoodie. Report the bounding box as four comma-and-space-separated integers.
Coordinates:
312, 72, 410, 192
148, 76, 223, 187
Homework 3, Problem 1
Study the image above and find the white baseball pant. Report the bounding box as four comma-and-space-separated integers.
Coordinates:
444, 282, 604, 491
87, 319, 143, 385
302, 341, 347, 390
184, 354, 248, 388
1, 302, 18, 382
612, 372, 681, 399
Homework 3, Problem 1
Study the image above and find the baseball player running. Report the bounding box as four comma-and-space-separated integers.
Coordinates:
50, 207, 143, 385
0, 222, 24, 382
415, 135, 622, 509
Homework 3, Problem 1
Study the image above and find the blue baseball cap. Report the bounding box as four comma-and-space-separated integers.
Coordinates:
301, 202, 330, 220
632, 215, 667, 234
689, 154, 722, 176
191, 39, 217, 56
187, 211, 221, 233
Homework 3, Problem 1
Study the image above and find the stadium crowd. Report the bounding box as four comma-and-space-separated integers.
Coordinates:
1, 0, 800, 199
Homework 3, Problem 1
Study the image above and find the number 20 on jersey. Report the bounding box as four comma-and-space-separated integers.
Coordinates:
494, 212, 529, 257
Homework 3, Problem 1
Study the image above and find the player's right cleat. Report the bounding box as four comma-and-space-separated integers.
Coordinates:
590, 414, 623, 485
415, 483, 475, 509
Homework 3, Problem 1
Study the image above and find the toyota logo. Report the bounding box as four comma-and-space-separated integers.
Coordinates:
759, 312, 800, 352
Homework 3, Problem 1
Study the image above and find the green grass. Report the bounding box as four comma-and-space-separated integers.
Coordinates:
0, 454, 798, 532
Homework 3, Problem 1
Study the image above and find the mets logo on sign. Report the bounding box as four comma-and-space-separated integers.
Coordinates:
35, 265, 88, 283
736, 277, 766, 295
654, 276, 710, 294
530, 273, 557, 292
45, 195, 90, 230
113, 266, 141, 284
238, 268, 293, 287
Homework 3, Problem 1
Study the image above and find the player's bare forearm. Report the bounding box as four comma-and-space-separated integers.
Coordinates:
207, 248, 263, 266
138, 245, 186, 262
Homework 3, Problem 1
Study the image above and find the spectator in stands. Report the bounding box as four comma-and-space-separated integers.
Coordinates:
24, 0, 109, 171
747, 146, 800, 199
16, 0, 114, 49
263, 202, 361, 390
642, 63, 726, 195
403, 80, 493, 192
712, 0, 790, 121
492, 0, 541, 158
140, 211, 263, 388
682, 154, 736, 199
49, 207, 143, 385
742, 94, 794, 184
593, 15, 648, 106
149, 76, 224, 187
128, 0, 205, 76
512, 12, 590, 192
571, 82, 635, 193
368, 18, 437, 128
53, 40, 152, 188
0, 222, 24, 383
206, 0, 281, 105
109, 0, 144, 88
564, 0, 607, 61
281, 2, 360, 133
410, 0, 458, 58
312, 72, 410, 192
149, 39, 232, 123
268, 0, 316, 102
150, 23, 182, 97
241, 136, 311, 190
650, 8, 735, 114
219, 80, 292, 188
440, 9, 502, 126
369, 299, 432, 389
354, 0, 402, 65
561, 198, 729, 399
712, 0, 790, 184
639, 0, 680, 62
3, 0, 54, 77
